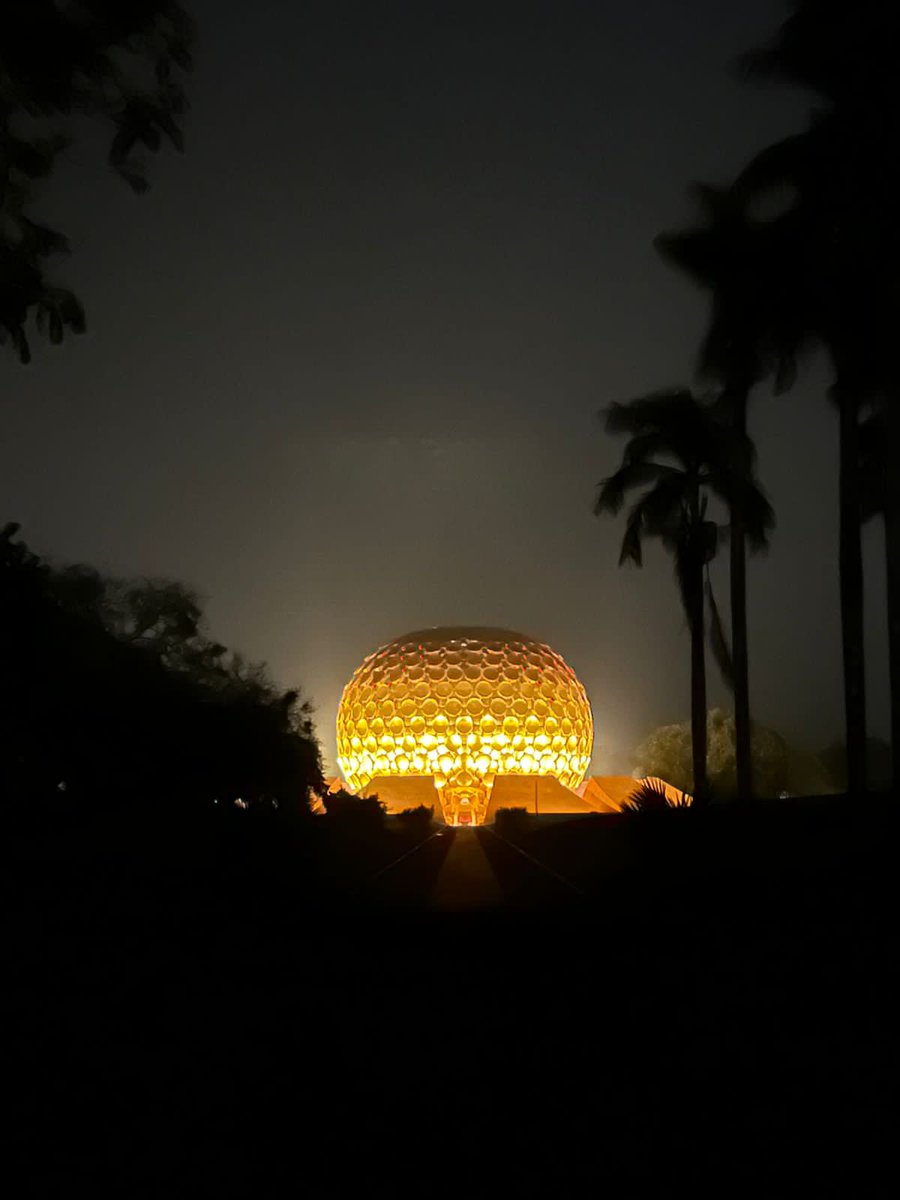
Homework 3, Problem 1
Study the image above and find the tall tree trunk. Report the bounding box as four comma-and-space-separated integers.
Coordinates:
837, 385, 867, 794
728, 386, 753, 801
689, 555, 708, 804
885, 398, 900, 796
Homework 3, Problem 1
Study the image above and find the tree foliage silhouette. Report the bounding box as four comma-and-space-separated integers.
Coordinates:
0, 524, 321, 809
595, 389, 773, 802
0, 1, 194, 362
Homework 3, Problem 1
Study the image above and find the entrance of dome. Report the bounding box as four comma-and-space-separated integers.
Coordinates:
440, 783, 488, 826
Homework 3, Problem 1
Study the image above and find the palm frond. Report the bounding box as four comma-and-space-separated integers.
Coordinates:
619, 505, 645, 567
594, 461, 676, 516
739, 483, 776, 553
604, 389, 697, 437
654, 228, 718, 287
596, 387, 740, 637
622, 433, 681, 469
618, 475, 692, 572
705, 576, 735, 690
623, 777, 692, 812
640, 474, 692, 534
594, 472, 628, 517
701, 517, 719, 565
733, 130, 819, 201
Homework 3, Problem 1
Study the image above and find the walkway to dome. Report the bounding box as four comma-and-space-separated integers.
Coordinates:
361, 822, 585, 909
428, 829, 504, 909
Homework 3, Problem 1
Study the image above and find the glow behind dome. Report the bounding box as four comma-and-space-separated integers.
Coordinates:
336, 626, 593, 825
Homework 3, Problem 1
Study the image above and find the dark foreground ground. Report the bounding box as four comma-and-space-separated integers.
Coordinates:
7, 796, 898, 1196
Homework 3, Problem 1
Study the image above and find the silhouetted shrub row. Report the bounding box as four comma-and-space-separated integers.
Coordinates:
320, 787, 386, 830
493, 807, 532, 836
395, 804, 435, 832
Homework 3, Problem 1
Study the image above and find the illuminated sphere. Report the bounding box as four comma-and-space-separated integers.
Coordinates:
337, 627, 593, 823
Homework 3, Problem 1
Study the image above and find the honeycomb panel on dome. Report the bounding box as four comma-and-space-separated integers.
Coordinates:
336, 627, 593, 825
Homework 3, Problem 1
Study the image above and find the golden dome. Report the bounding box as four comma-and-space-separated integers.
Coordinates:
336, 626, 593, 825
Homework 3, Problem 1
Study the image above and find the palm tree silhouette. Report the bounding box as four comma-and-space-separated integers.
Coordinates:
595, 389, 773, 803
656, 185, 801, 801
730, 0, 900, 794
734, 127, 871, 794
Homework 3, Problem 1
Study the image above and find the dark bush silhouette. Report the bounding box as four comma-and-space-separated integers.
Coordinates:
493, 806, 532, 836
321, 787, 386, 832
0, 524, 322, 815
396, 804, 435, 833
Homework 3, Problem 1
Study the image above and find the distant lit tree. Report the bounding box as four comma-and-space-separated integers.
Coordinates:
633, 709, 837, 800
595, 389, 773, 802
0, 1, 194, 362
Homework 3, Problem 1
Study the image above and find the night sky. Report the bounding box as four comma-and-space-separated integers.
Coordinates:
0, 0, 889, 774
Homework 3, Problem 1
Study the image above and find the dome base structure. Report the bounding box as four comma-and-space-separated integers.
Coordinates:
327, 772, 684, 823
